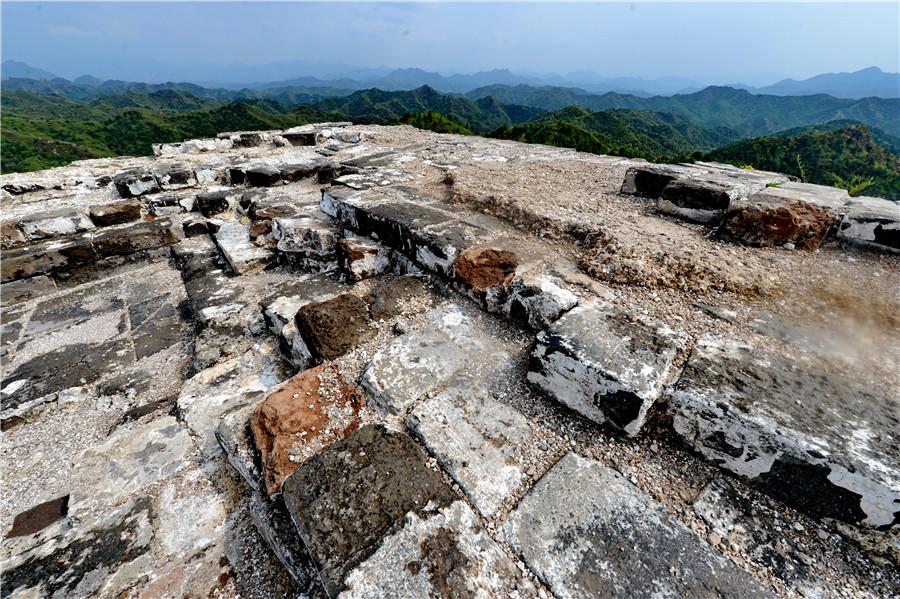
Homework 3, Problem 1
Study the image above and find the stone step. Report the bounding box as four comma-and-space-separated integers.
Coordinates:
716, 194, 837, 250
214, 223, 273, 275
249, 363, 365, 496
321, 186, 578, 328
1, 218, 179, 283
836, 196, 900, 253
68, 416, 193, 518
502, 452, 777, 599
259, 274, 349, 370
272, 216, 341, 273
361, 325, 470, 416
692, 478, 826, 596
527, 299, 687, 437
1, 497, 155, 598
668, 334, 900, 528
339, 499, 538, 598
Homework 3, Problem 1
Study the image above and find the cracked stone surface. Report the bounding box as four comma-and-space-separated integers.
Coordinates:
528, 299, 686, 436
503, 453, 777, 599
339, 500, 538, 599
406, 377, 533, 519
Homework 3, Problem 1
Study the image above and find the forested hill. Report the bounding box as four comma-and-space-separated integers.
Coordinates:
310, 86, 543, 133
491, 106, 742, 161
703, 124, 900, 201
3, 86, 898, 203
463, 84, 900, 138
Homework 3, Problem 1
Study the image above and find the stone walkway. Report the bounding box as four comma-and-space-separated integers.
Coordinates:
1, 124, 898, 598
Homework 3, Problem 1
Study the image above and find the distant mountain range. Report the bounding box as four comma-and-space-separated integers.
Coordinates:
1, 60, 58, 81
2, 84, 897, 201
3, 61, 897, 99
730, 67, 899, 100
461, 84, 900, 138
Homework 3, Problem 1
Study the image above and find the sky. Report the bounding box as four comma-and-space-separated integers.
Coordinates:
1, 1, 898, 86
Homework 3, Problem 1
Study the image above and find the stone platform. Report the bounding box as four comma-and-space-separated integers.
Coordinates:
2, 123, 898, 598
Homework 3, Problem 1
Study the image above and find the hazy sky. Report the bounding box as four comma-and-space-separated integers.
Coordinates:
2, 2, 898, 85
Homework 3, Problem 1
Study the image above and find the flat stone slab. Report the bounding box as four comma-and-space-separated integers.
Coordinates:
1, 497, 153, 599
89, 200, 142, 227
1, 275, 57, 307
2, 337, 133, 418
620, 163, 704, 198
668, 334, 900, 528
18, 208, 95, 241
528, 300, 686, 436
339, 500, 538, 598
195, 190, 233, 217
114, 167, 160, 197
273, 216, 341, 272
751, 181, 849, 211
502, 453, 776, 599
295, 293, 376, 361
836, 196, 900, 252
322, 187, 497, 277
214, 223, 271, 275
25, 278, 124, 336
1, 234, 96, 282
361, 326, 470, 415
282, 424, 455, 597
657, 176, 748, 223
69, 416, 193, 518
336, 237, 391, 281
504, 274, 579, 330
260, 274, 349, 368
406, 377, 532, 519
179, 388, 259, 460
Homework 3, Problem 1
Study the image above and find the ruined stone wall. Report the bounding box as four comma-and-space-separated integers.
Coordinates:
1, 124, 898, 598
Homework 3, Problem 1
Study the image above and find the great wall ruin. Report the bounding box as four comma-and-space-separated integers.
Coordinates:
1, 123, 898, 598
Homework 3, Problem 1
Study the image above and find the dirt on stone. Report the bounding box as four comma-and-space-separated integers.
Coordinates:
717, 198, 836, 250
294, 294, 377, 360
454, 247, 518, 290
250, 363, 364, 496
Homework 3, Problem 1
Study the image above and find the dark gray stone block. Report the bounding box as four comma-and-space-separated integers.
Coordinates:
281, 424, 454, 597
669, 334, 900, 528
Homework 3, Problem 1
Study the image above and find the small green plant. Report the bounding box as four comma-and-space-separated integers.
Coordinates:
832, 173, 877, 197
796, 154, 807, 183
739, 164, 755, 170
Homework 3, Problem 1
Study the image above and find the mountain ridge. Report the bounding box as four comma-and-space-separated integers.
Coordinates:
4, 60, 897, 99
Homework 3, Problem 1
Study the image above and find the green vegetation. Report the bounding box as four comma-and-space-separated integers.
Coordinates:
395, 111, 474, 135
2, 84, 897, 202
490, 106, 741, 161
465, 85, 900, 138
311, 86, 541, 133
703, 124, 900, 200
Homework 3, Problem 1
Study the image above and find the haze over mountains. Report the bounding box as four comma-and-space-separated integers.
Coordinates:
3, 60, 898, 100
